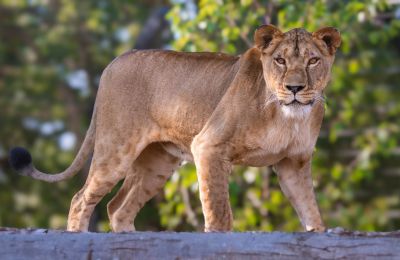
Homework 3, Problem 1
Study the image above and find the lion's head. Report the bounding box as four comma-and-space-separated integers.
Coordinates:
254, 25, 341, 117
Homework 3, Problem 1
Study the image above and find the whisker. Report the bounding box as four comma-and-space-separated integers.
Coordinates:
314, 95, 326, 104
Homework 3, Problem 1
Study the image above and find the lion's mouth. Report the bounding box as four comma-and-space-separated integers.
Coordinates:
284, 99, 314, 106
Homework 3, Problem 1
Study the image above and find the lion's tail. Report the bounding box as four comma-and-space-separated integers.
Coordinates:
9, 108, 97, 183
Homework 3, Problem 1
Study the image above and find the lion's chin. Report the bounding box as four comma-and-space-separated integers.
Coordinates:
280, 100, 313, 118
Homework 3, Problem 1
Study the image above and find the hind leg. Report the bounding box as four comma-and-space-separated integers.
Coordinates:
67, 167, 122, 232
106, 172, 139, 232
107, 143, 181, 232
67, 137, 148, 232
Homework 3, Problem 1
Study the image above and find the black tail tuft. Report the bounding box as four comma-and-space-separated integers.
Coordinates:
9, 147, 32, 171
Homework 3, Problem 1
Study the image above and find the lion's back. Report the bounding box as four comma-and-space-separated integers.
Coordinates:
97, 49, 241, 135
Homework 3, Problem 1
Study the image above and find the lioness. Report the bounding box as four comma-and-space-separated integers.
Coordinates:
10, 25, 340, 232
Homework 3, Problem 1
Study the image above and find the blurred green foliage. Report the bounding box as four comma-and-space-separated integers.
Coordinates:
1, 0, 400, 232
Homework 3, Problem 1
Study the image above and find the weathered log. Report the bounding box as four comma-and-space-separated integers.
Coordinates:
1, 228, 400, 259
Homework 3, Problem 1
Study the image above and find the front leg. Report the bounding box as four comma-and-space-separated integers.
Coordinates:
192, 140, 233, 232
274, 157, 325, 232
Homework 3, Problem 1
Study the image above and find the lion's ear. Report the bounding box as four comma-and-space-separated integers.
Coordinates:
312, 27, 341, 55
254, 25, 283, 51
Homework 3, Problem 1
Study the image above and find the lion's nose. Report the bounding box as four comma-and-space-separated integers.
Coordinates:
285, 85, 305, 94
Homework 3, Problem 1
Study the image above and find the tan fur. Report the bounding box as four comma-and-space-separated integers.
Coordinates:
19, 25, 341, 232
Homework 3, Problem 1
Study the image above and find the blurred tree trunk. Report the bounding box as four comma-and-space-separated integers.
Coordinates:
134, 6, 170, 49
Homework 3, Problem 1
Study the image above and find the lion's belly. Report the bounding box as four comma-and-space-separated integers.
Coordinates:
160, 142, 194, 162
233, 150, 285, 167
160, 141, 286, 167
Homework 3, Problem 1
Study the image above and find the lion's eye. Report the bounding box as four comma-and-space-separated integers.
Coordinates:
275, 58, 286, 65
308, 57, 319, 65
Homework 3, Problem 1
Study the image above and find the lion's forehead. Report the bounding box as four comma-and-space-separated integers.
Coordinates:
274, 29, 320, 58
285, 28, 311, 41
